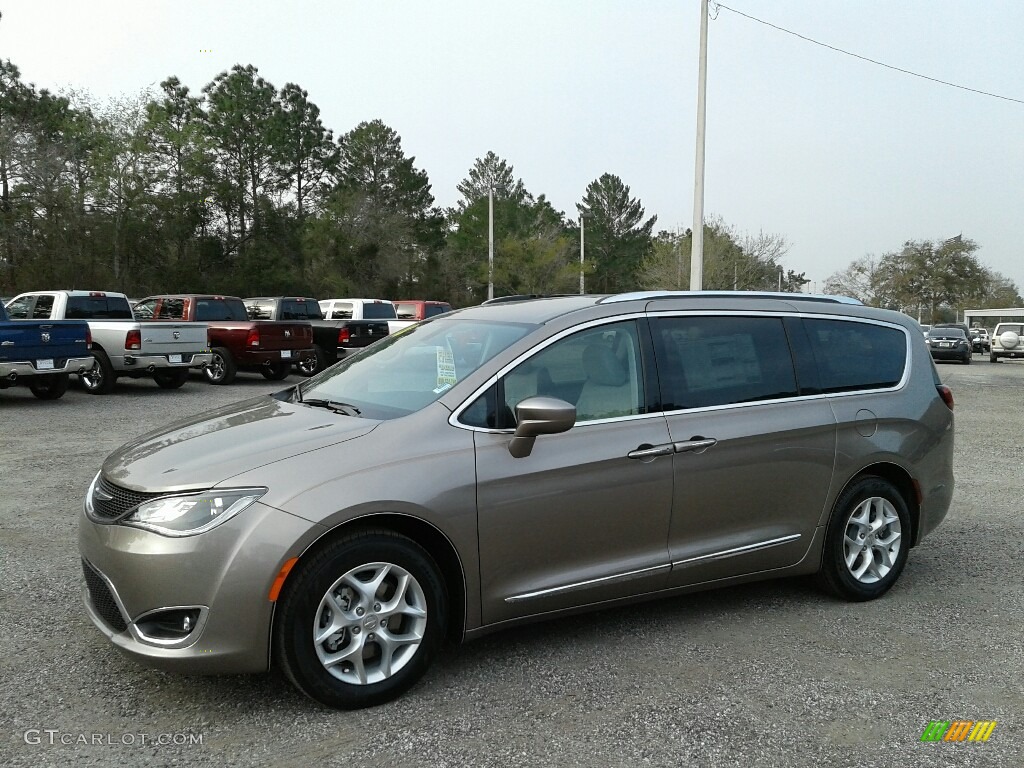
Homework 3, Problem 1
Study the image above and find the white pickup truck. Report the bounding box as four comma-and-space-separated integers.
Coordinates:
4, 291, 212, 394
318, 298, 414, 335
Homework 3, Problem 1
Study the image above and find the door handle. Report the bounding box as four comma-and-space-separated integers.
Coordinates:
673, 438, 718, 454
627, 443, 675, 460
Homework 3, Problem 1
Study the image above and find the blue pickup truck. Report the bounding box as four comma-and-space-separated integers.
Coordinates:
0, 301, 95, 399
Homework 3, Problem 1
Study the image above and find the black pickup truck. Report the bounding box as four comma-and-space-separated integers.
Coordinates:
243, 297, 389, 376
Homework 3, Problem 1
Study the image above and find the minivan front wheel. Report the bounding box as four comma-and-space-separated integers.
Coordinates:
817, 477, 910, 601
275, 531, 447, 709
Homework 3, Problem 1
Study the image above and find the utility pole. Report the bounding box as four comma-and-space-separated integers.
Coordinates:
690, 0, 709, 291
487, 189, 494, 301
579, 213, 586, 294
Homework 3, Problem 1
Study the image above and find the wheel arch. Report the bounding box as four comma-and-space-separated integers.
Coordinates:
274, 512, 468, 647
835, 462, 920, 547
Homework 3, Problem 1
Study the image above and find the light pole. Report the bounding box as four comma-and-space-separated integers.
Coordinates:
487, 189, 494, 301
579, 213, 587, 294
690, 0, 709, 291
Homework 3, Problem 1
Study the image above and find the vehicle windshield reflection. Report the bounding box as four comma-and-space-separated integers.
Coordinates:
297, 318, 535, 420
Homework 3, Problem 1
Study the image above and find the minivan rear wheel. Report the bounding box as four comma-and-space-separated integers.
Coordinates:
817, 477, 910, 601
275, 530, 447, 709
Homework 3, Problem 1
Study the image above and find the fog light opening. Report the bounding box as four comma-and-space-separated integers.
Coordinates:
135, 608, 203, 641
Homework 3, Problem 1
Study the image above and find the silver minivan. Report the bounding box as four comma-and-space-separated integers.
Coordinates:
79, 292, 955, 709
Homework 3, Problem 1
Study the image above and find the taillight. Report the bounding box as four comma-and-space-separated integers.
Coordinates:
246, 327, 260, 348
125, 329, 141, 350
206, 329, 212, 349
338, 328, 351, 344
937, 384, 954, 411
86, 327, 92, 348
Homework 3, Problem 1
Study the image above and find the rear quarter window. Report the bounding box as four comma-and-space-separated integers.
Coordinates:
804, 318, 907, 393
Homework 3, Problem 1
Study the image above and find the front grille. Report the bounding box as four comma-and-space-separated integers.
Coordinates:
91, 476, 164, 521
82, 560, 128, 633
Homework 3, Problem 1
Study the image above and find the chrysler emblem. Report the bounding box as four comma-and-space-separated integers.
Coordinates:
41, 332, 50, 343
94, 486, 113, 501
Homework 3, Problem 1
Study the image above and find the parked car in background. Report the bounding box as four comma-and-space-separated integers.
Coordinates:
80, 292, 954, 709
969, 327, 990, 353
133, 294, 314, 384
0, 299, 93, 400
990, 323, 1024, 363
393, 300, 453, 326
319, 298, 409, 334
243, 297, 389, 376
5, 290, 211, 394
925, 326, 971, 364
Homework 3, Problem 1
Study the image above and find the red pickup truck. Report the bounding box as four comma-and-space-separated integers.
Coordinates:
134, 294, 314, 384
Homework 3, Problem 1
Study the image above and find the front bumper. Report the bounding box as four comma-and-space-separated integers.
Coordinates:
78, 500, 322, 674
0, 355, 95, 379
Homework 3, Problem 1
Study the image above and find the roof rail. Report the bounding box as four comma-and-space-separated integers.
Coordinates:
599, 291, 863, 306
481, 293, 580, 305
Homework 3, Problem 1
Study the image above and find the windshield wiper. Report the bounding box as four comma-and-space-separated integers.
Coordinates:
301, 398, 362, 416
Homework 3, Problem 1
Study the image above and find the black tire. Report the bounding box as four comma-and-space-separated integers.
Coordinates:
990, 354, 999, 363
28, 373, 69, 400
297, 345, 327, 377
80, 349, 117, 395
204, 347, 237, 385
261, 361, 292, 381
963, 354, 972, 365
275, 530, 448, 710
816, 476, 911, 602
153, 369, 190, 389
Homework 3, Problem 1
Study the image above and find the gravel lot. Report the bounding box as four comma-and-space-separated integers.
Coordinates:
2, 359, 1022, 767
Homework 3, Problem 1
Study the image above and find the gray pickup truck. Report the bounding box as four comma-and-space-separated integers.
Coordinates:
5, 291, 212, 394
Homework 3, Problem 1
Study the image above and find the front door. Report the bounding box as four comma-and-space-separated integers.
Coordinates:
472, 319, 675, 625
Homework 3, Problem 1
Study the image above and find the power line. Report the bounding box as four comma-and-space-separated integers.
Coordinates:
714, 3, 1024, 106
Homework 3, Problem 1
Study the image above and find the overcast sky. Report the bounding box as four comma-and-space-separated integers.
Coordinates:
3, 0, 1022, 292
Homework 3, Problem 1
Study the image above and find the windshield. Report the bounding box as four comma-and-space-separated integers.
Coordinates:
298, 317, 535, 419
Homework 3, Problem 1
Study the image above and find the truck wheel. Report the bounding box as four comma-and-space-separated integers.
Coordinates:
80, 349, 116, 395
154, 369, 190, 389
29, 373, 70, 400
204, 347, 237, 385
298, 345, 327, 377
262, 362, 292, 381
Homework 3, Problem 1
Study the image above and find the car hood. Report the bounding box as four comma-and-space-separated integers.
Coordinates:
101, 395, 378, 492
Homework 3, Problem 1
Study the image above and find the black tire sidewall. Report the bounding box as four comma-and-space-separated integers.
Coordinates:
819, 477, 911, 601
276, 533, 448, 709
29, 373, 69, 399
154, 369, 189, 388
81, 349, 115, 394
204, 348, 235, 384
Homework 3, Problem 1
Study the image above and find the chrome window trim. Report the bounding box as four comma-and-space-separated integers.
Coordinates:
671, 534, 802, 568
450, 309, 913, 430
449, 312, 651, 432
504, 563, 670, 603
648, 309, 913, 406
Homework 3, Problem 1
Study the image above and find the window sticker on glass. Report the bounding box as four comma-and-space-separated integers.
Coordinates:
436, 347, 457, 392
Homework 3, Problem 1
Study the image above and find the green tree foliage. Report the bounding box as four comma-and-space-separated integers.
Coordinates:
825, 237, 1021, 321
639, 217, 804, 292
578, 174, 656, 293
445, 152, 574, 303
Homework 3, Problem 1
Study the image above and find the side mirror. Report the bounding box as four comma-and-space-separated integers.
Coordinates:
508, 396, 576, 458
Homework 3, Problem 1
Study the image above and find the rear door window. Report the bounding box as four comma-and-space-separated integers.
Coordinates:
31, 295, 55, 319
804, 318, 907, 392
650, 316, 798, 409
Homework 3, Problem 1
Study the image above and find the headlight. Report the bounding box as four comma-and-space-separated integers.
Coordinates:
84, 471, 101, 517
122, 488, 267, 537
